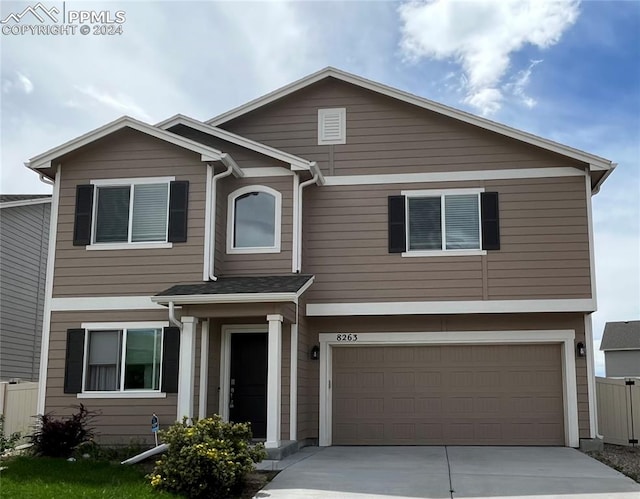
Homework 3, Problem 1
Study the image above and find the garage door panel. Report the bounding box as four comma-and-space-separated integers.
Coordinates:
332, 344, 564, 445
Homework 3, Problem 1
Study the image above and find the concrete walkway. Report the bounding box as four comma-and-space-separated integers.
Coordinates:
255, 446, 640, 499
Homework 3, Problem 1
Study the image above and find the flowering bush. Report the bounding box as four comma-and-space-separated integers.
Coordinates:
148, 415, 266, 499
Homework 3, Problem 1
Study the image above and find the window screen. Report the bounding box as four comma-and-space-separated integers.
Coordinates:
445, 195, 479, 249
86, 330, 121, 391
132, 184, 168, 242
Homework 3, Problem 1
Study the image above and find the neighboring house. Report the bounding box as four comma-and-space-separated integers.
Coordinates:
600, 321, 640, 377
26, 68, 614, 449
0, 194, 51, 381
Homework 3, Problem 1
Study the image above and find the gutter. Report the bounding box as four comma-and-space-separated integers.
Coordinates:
592, 162, 617, 195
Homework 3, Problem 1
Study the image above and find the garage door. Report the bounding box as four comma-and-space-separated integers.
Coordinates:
332, 344, 564, 445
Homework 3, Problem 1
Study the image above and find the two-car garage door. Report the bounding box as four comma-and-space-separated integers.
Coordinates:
332, 344, 564, 445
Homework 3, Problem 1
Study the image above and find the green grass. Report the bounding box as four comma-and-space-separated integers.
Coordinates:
0, 456, 172, 498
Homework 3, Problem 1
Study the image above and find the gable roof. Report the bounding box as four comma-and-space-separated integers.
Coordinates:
600, 321, 640, 351
157, 114, 314, 171
207, 67, 613, 172
0, 194, 51, 209
25, 116, 242, 177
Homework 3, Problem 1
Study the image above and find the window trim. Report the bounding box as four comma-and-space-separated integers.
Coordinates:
80, 321, 167, 397
401, 188, 486, 257
88, 177, 174, 250
226, 185, 282, 254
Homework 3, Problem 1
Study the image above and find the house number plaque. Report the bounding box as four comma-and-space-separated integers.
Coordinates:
336, 333, 358, 342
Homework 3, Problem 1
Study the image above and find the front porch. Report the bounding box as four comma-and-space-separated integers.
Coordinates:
152, 275, 314, 450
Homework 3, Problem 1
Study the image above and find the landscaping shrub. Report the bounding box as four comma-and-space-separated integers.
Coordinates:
0, 415, 21, 453
30, 404, 96, 458
149, 415, 267, 499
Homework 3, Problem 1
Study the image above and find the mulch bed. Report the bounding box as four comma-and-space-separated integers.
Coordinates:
586, 444, 640, 483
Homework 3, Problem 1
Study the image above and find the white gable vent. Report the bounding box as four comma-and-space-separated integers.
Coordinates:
318, 108, 346, 145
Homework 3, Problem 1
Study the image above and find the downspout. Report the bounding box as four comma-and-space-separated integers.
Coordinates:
209, 162, 235, 281
296, 173, 319, 273
168, 302, 182, 329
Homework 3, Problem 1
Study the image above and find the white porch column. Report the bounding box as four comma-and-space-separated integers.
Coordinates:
266, 314, 283, 448
177, 316, 198, 421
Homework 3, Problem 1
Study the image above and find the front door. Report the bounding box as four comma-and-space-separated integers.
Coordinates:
229, 333, 267, 438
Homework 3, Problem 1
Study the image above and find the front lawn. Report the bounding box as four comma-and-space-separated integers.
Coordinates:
0, 456, 172, 498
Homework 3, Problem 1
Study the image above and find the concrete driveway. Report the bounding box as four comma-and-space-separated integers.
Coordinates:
256, 446, 640, 499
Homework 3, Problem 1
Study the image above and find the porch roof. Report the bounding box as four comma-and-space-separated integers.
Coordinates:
152, 274, 314, 305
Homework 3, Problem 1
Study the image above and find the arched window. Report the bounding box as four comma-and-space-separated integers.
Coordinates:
227, 185, 281, 253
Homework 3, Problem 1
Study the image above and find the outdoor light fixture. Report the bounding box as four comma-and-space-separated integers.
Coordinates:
576, 342, 586, 358
310, 345, 320, 360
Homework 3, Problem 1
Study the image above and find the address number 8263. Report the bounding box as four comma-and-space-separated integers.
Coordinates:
336, 333, 358, 342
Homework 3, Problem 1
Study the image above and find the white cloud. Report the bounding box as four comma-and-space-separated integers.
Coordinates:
16, 72, 34, 94
2, 71, 34, 94
504, 60, 542, 109
73, 85, 152, 122
398, 0, 580, 114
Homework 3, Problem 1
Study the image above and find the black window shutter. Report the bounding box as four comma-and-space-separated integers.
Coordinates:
64, 329, 85, 394
73, 185, 94, 246
168, 181, 189, 243
388, 195, 406, 253
162, 327, 180, 393
481, 192, 500, 250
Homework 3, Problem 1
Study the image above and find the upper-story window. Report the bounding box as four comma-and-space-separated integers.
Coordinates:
95, 181, 169, 243
227, 185, 281, 254
73, 177, 189, 250
389, 188, 500, 257
407, 189, 482, 251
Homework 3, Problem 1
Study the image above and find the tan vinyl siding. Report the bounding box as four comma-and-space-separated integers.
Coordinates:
168, 125, 287, 169
308, 312, 590, 440
486, 177, 590, 299
223, 78, 585, 176
53, 129, 206, 298
302, 176, 590, 303
206, 319, 222, 416
216, 176, 293, 276
297, 299, 318, 441
281, 323, 290, 440
46, 310, 177, 445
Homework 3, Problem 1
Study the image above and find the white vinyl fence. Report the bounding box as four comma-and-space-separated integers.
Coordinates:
0, 381, 38, 438
596, 377, 640, 446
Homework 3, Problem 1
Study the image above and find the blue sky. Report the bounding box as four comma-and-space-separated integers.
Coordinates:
1, 0, 638, 374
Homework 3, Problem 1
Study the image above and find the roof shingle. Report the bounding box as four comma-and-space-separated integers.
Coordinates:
600, 321, 640, 351
156, 275, 314, 297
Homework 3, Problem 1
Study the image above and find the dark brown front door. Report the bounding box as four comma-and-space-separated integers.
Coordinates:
229, 333, 267, 439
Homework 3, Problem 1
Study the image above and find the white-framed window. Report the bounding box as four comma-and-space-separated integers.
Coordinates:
89, 177, 174, 249
81, 322, 165, 395
318, 108, 346, 145
402, 188, 485, 257
227, 185, 282, 254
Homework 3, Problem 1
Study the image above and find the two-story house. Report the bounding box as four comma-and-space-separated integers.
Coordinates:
27, 68, 613, 450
